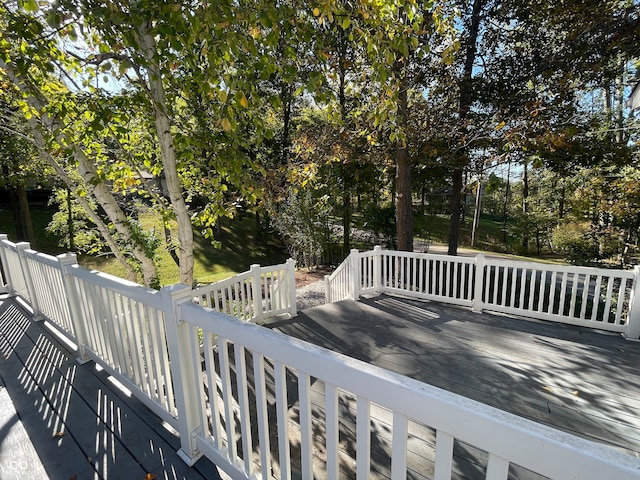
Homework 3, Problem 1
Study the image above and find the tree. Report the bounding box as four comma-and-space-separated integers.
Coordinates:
0, 85, 43, 246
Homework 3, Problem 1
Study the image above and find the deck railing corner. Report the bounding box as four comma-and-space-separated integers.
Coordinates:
161, 283, 205, 466
472, 253, 486, 313
624, 265, 640, 340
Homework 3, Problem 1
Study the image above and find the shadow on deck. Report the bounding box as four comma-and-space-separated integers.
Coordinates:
267, 293, 640, 462
0, 295, 225, 480
3, 290, 640, 480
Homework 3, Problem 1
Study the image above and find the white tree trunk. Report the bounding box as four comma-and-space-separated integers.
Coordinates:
31, 132, 139, 281
137, 24, 195, 286
1, 60, 160, 286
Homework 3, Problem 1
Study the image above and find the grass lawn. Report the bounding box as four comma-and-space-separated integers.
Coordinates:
0, 204, 288, 286
82, 212, 289, 285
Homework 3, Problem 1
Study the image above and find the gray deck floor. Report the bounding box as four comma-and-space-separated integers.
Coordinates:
3, 291, 640, 480
267, 293, 640, 462
0, 295, 226, 480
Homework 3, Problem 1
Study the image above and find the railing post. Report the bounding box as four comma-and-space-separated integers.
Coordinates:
162, 284, 205, 466
287, 258, 297, 316
625, 265, 640, 341
373, 245, 382, 294
16, 242, 42, 320
58, 254, 91, 363
0, 234, 10, 294
324, 274, 332, 304
472, 254, 486, 313
250, 264, 264, 323
350, 248, 360, 300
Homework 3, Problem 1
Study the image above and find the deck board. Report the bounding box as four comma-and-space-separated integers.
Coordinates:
0, 296, 226, 480
267, 293, 640, 467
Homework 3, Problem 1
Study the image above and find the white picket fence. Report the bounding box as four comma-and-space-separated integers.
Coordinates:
326, 246, 640, 340
2, 234, 640, 480
193, 260, 297, 322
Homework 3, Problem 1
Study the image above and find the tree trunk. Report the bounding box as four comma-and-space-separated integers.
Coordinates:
342, 190, 351, 252
66, 187, 74, 251
338, 30, 352, 254
138, 25, 194, 286
471, 178, 483, 247
448, 0, 484, 255
33, 138, 140, 281
395, 63, 413, 252
281, 82, 292, 165
558, 178, 565, 219
3, 161, 36, 247
522, 162, 529, 250
75, 145, 160, 285
2, 59, 153, 284
448, 169, 463, 255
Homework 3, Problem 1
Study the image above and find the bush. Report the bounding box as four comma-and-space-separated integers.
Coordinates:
362, 204, 396, 249
551, 222, 597, 265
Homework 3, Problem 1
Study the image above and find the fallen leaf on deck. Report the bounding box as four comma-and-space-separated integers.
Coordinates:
145, 474, 156, 480
53, 431, 66, 438
572, 390, 579, 395
87, 456, 93, 462
542, 386, 553, 393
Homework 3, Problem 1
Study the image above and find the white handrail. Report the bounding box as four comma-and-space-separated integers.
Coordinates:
193, 259, 296, 322
326, 247, 640, 339
182, 301, 640, 480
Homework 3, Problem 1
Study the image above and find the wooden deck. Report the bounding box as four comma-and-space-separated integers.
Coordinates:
0, 295, 226, 480
3, 290, 640, 480
266, 293, 640, 475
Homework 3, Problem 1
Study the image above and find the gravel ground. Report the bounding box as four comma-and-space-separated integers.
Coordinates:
295, 279, 327, 311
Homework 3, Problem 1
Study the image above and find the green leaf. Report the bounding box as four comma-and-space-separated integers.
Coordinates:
21, 0, 39, 12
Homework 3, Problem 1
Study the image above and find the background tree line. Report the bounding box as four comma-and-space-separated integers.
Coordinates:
1, 0, 638, 286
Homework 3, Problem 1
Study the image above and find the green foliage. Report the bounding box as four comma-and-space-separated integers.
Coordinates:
46, 188, 103, 253
362, 204, 397, 249
551, 222, 597, 265
267, 189, 335, 268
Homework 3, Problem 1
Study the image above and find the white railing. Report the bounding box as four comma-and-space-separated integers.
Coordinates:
0, 238, 31, 301
3, 234, 640, 480
324, 249, 356, 303
480, 257, 636, 332
326, 246, 640, 340
192, 259, 297, 322
67, 266, 181, 427
179, 302, 640, 480
379, 249, 476, 307
21, 249, 76, 338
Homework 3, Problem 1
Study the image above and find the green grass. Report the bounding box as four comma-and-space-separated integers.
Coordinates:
414, 213, 507, 249
82, 212, 288, 285
0, 204, 288, 286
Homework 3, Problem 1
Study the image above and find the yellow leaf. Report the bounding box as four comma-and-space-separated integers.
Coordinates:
221, 118, 232, 132
144, 474, 156, 480
542, 386, 553, 393
494, 121, 506, 131
239, 92, 248, 108
313, 7, 320, 16
572, 390, 579, 396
